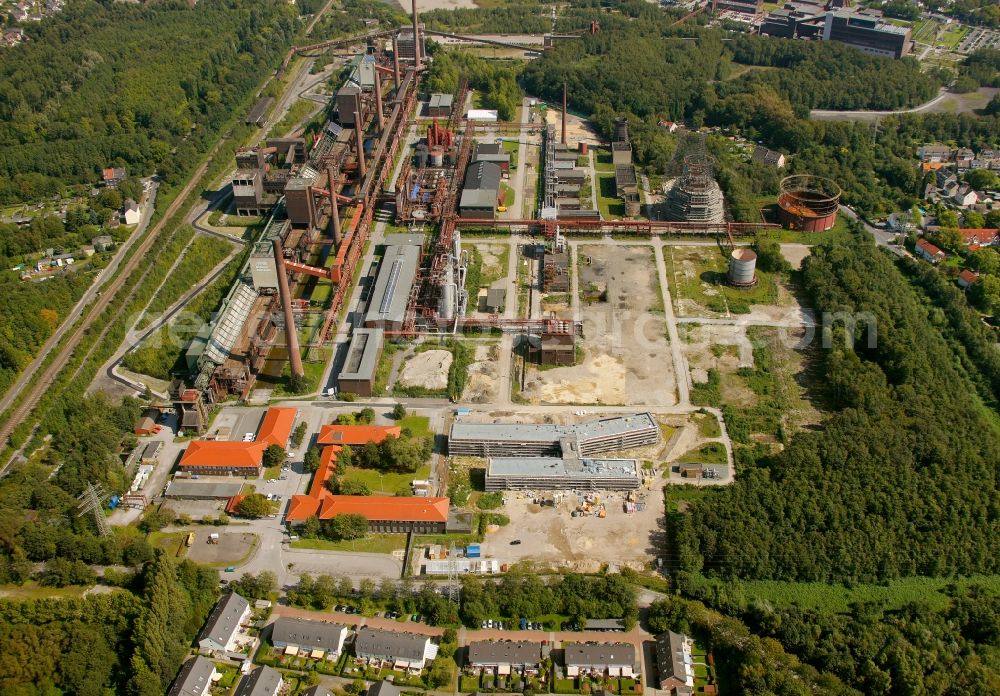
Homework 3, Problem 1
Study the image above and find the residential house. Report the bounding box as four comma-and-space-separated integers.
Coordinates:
958, 228, 999, 247
654, 632, 694, 692
658, 120, 679, 133
102, 167, 127, 187
564, 643, 635, 677
751, 145, 785, 168
167, 657, 218, 696
918, 144, 952, 163
958, 269, 979, 289
953, 185, 979, 208
92, 235, 114, 252
955, 147, 975, 171
123, 199, 141, 225
467, 640, 543, 675
354, 627, 437, 671
197, 592, 251, 654
270, 617, 348, 659
302, 687, 335, 696
915, 239, 946, 264
233, 666, 282, 696
367, 682, 401, 696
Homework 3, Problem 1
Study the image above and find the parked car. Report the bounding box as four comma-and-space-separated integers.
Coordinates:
510, 539, 522, 545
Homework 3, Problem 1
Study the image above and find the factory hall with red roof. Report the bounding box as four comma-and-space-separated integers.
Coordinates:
286, 423, 449, 534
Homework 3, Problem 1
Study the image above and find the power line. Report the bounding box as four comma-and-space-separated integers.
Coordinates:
76, 482, 112, 537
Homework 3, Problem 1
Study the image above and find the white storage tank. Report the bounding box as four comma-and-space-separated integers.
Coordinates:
728, 248, 757, 287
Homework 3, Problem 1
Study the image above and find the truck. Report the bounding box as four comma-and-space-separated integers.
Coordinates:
185, 532, 196, 547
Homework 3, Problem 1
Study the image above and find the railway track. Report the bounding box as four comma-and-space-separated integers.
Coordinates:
0, 151, 218, 457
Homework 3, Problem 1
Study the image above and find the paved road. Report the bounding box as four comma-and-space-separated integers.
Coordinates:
0, 180, 159, 419
651, 243, 690, 406
810, 87, 949, 121
838, 204, 897, 247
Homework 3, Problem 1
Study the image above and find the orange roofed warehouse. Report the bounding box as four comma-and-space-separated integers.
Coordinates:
178, 407, 297, 477
286, 424, 449, 533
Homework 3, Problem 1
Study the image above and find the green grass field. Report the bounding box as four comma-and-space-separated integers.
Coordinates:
596, 173, 624, 219
398, 414, 431, 437
700, 575, 1000, 613
290, 534, 406, 554
667, 246, 780, 314
341, 464, 431, 496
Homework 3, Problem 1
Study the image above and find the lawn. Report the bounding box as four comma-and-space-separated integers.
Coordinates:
667, 246, 780, 314
500, 183, 514, 208
398, 414, 431, 437
268, 98, 317, 139
677, 442, 727, 465
341, 464, 431, 496
697, 575, 1000, 613
502, 139, 519, 168
0, 582, 91, 600
939, 23, 969, 49
263, 465, 281, 481
693, 412, 722, 438
593, 150, 614, 172
460, 674, 481, 693
290, 534, 406, 554
596, 173, 624, 219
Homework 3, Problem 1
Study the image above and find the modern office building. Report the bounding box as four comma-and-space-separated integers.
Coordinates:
485, 457, 641, 491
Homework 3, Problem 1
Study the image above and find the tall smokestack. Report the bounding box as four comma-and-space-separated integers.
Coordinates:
355, 110, 367, 179
392, 35, 401, 89
327, 165, 342, 248
411, 0, 420, 67
561, 82, 567, 145
374, 71, 385, 132
272, 239, 305, 381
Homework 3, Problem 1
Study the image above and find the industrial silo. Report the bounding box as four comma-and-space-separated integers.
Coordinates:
728, 248, 757, 288
415, 143, 429, 169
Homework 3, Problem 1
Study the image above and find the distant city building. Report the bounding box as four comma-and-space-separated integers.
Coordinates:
760, 3, 911, 59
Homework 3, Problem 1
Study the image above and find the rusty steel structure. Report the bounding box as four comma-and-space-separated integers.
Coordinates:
450, 216, 778, 237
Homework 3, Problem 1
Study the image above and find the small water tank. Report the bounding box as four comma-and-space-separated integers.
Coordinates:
728, 248, 757, 287
578, 141, 589, 154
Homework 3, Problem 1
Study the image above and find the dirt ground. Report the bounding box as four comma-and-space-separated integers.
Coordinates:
397, 350, 453, 390
479, 486, 665, 572
185, 530, 258, 565
544, 107, 599, 147
779, 243, 811, 270
462, 343, 501, 403
681, 324, 755, 404
521, 245, 676, 406
395, 0, 475, 12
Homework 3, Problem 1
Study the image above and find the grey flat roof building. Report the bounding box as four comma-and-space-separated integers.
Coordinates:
355, 627, 431, 665
271, 617, 348, 655
468, 640, 543, 668
234, 666, 282, 696
585, 619, 626, 631
302, 687, 335, 696
167, 657, 217, 696
486, 457, 640, 491
338, 328, 384, 396
364, 244, 420, 330
197, 592, 250, 652
449, 412, 659, 457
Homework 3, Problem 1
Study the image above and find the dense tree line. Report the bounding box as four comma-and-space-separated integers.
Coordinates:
0, 0, 298, 202
0, 553, 217, 695
424, 50, 523, 121
672, 575, 1000, 694
676, 225, 1000, 583
459, 572, 638, 628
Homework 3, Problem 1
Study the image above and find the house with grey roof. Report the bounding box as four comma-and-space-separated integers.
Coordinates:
367, 681, 401, 696
564, 642, 635, 677
197, 592, 251, 654
654, 632, 693, 691
354, 627, 437, 671
459, 161, 501, 219
270, 617, 348, 658
233, 666, 282, 696
468, 640, 543, 674
167, 656, 217, 696
302, 687, 335, 696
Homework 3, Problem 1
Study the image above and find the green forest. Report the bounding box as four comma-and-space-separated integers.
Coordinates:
675, 223, 1000, 583
0, 0, 298, 203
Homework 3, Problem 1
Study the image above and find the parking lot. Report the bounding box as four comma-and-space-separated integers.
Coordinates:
185, 530, 259, 566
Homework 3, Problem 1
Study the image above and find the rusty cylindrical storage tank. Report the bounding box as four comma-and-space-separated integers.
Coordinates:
578, 141, 589, 155
728, 248, 757, 287
778, 175, 841, 232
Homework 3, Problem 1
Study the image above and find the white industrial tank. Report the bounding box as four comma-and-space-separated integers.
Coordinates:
728, 248, 757, 287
